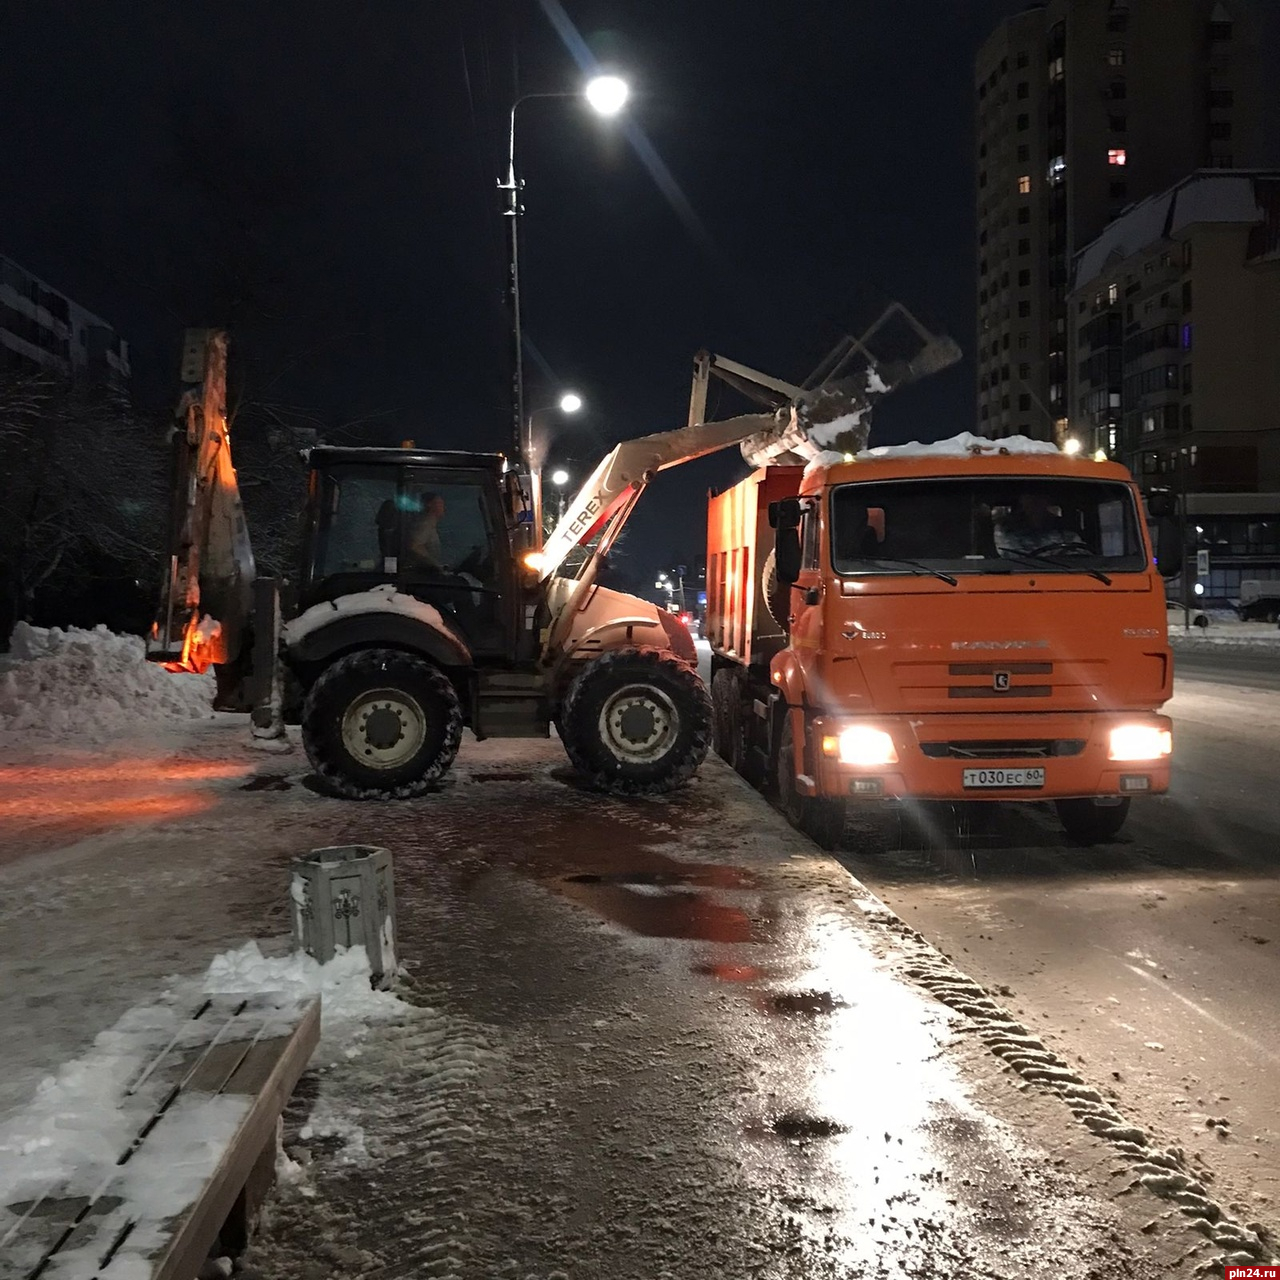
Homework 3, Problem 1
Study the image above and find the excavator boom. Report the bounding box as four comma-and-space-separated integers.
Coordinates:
147, 329, 255, 674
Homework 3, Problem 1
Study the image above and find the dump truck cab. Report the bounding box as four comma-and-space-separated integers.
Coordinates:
709, 438, 1176, 845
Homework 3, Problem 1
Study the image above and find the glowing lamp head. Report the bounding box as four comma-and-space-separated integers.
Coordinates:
522, 550, 546, 573
585, 75, 629, 116
558, 392, 583, 414
825, 725, 899, 766
1062, 437, 1083, 456
1108, 723, 1172, 762
550, 468, 570, 487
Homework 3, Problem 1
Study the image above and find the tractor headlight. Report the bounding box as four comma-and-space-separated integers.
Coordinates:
1108, 724, 1172, 761
826, 725, 898, 766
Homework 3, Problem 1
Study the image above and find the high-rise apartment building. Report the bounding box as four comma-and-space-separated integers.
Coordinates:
974, 0, 1266, 442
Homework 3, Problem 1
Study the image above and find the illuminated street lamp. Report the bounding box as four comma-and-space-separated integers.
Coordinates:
1063, 437, 1083, 456
502, 76, 630, 467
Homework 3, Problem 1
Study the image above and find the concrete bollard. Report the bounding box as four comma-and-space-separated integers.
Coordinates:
290, 845, 397, 989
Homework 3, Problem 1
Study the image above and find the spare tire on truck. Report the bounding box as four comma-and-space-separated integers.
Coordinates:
560, 647, 711, 795
761, 547, 791, 632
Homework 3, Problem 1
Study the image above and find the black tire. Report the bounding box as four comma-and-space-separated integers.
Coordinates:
761, 547, 790, 632
710, 669, 738, 763
560, 647, 711, 795
776, 712, 846, 850
301, 648, 463, 799
1055, 796, 1131, 843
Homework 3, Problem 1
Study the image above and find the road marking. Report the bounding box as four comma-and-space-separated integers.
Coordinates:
1122, 963, 1279, 1064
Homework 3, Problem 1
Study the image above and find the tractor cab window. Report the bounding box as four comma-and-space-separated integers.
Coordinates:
313, 466, 398, 579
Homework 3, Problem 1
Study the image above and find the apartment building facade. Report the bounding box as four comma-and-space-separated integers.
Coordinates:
0, 254, 130, 388
975, 0, 1266, 442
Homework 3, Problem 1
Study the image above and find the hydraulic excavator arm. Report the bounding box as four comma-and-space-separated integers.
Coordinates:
147, 329, 256, 675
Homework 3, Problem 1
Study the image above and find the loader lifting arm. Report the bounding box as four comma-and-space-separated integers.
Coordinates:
537, 303, 962, 584
146, 329, 256, 675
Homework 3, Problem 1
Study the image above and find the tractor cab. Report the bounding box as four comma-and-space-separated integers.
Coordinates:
299, 447, 527, 661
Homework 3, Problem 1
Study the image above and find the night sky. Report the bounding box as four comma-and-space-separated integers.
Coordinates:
1, 1, 1033, 583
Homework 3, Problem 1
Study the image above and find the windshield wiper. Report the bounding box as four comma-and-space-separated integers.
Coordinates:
996, 547, 1112, 585
855, 557, 959, 586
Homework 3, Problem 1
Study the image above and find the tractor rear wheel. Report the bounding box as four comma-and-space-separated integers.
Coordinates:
301, 648, 463, 799
561, 648, 711, 795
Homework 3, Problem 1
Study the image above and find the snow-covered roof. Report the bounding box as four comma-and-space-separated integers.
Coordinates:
1075, 171, 1276, 288
857, 431, 1060, 461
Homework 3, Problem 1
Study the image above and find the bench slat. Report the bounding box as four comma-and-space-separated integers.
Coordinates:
147, 999, 320, 1280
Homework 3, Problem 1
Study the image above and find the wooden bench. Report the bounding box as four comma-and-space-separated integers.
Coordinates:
2, 992, 319, 1280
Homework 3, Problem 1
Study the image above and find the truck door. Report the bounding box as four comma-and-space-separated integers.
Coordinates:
789, 496, 826, 674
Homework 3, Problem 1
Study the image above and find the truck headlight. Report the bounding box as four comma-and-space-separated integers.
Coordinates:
1108, 724, 1172, 761
834, 725, 898, 766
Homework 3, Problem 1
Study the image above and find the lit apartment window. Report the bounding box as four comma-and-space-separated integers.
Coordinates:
1108, 148, 1127, 165
1048, 155, 1066, 183
1048, 56, 1064, 81
1108, 282, 1118, 304
1108, 48, 1125, 66
1018, 175, 1031, 194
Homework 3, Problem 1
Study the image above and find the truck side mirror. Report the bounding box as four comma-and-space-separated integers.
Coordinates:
768, 497, 802, 531
1153, 517, 1183, 578
775, 528, 802, 585
1146, 490, 1175, 519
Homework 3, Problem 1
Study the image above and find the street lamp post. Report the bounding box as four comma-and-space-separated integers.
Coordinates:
500, 76, 629, 470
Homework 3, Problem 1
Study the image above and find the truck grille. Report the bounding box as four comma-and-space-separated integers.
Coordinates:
947, 660, 1053, 700
920, 739, 1086, 760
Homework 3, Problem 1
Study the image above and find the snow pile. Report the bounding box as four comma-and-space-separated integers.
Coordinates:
204, 941, 410, 1044
0, 622, 214, 743
858, 430, 1062, 460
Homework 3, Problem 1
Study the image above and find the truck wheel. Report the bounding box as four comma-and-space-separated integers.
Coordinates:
301, 648, 463, 799
776, 713, 846, 850
710, 669, 746, 766
761, 548, 790, 632
1055, 796, 1130, 843
560, 648, 711, 795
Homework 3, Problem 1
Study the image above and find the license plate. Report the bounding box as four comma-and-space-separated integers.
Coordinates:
962, 767, 1045, 789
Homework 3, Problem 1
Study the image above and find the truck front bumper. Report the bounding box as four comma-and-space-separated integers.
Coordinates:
807, 711, 1171, 802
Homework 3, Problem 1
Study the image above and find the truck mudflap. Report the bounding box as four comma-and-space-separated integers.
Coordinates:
805, 711, 1172, 802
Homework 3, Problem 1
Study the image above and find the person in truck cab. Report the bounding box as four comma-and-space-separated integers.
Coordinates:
993, 491, 1089, 558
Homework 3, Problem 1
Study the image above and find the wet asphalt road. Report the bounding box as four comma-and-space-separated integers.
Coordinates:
830, 652, 1280, 1236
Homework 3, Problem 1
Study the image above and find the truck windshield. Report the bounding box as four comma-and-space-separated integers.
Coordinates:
830, 477, 1147, 577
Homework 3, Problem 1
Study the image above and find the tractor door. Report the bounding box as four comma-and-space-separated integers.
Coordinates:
394, 467, 515, 658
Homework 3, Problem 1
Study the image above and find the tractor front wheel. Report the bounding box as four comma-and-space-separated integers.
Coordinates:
560, 648, 711, 795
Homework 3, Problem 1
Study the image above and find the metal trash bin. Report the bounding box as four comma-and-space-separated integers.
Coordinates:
290, 845, 397, 989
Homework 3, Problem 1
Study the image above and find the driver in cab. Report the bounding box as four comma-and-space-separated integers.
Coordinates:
993, 492, 1088, 558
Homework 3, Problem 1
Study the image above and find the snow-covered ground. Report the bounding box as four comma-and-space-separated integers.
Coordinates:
1167, 615, 1280, 648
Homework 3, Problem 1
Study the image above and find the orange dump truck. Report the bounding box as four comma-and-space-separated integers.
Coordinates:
705, 438, 1176, 846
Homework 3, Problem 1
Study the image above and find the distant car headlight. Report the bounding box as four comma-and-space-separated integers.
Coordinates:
829, 725, 898, 766
1108, 724, 1172, 761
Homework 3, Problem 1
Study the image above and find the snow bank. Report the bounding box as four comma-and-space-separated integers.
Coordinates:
858, 430, 1061, 460
0, 623, 214, 744
204, 941, 410, 1041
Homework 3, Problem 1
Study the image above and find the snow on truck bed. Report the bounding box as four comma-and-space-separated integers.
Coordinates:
0, 623, 214, 746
